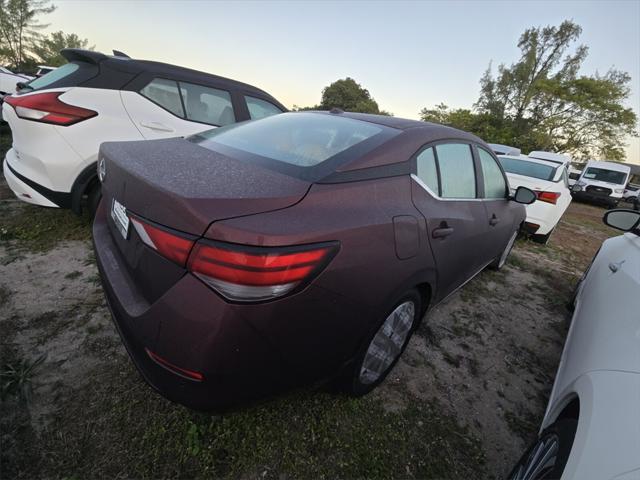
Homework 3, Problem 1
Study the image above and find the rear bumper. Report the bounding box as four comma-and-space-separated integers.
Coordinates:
3, 152, 69, 207
523, 199, 568, 236
92, 199, 327, 410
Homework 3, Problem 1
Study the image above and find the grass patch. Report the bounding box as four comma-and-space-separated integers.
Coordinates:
0, 123, 11, 162
0, 201, 91, 251
5, 361, 486, 479
0, 284, 9, 306
504, 410, 539, 443
0, 351, 46, 401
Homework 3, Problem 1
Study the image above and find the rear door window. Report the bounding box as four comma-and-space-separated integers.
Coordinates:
245, 96, 283, 120
416, 147, 439, 194
179, 82, 235, 126
435, 144, 476, 199
478, 148, 507, 198
140, 78, 184, 117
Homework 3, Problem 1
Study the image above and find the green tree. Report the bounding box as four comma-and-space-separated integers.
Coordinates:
320, 77, 381, 113
295, 77, 391, 115
421, 20, 638, 161
31, 31, 93, 66
0, 0, 55, 70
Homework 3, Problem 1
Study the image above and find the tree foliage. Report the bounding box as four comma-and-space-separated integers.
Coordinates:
31, 31, 93, 66
421, 21, 638, 161
0, 0, 93, 72
0, 0, 55, 69
295, 77, 391, 115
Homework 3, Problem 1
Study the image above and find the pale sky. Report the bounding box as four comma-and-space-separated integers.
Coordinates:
45, 0, 640, 164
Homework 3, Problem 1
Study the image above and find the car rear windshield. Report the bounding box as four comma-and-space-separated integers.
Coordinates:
191, 112, 386, 168
583, 167, 627, 185
498, 157, 556, 181
20, 61, 98, 92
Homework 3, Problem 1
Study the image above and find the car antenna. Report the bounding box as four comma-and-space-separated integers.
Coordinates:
330, 107, 344, 114
113, 50, 130, 58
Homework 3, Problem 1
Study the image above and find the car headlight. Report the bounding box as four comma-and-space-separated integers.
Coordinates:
572, 185, 583, 192
614, 188, 624, 194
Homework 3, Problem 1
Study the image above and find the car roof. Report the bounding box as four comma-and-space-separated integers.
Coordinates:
132, 59, 276, 98
318, 111, 490, 172
528, 150, 571, 164
61, 48, 280, 102
488, 143, 521, 155
584, 160, 631, 172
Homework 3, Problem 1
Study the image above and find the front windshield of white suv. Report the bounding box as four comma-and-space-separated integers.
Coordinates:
583, 167, 627, 185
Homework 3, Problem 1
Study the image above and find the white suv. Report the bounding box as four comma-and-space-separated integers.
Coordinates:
2, 49, 286, 214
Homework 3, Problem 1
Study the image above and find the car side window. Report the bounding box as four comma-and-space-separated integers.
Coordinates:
179, 82, 235, 126
245, 96, 283, 120
435, 143, 476, 199
478, 147, 507, 199
140, 78, 185, 117
416, 147, 439, 194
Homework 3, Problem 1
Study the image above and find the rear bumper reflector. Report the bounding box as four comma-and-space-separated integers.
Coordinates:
145, 348, 204, 382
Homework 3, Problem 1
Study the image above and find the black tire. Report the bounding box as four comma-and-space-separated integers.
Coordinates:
489, 229, 518, 270
532, 228, 554, 245
341, 289, 421, 397
87, 182, 102, 218
508, 418, 578, 480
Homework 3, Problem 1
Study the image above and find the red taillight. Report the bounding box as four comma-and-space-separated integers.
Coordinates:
4, 92, 97, 126
145, 348, 203, 382
536, 191, 561, 205
129, 216, 338, 302
130, 217, 195, 266
187, 241, 338, 302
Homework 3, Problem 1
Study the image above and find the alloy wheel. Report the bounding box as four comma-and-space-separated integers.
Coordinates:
359, 300, 415, 385
510, 434, 559, 480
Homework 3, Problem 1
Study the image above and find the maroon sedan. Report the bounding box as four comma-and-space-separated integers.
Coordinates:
93, 111, 535, 410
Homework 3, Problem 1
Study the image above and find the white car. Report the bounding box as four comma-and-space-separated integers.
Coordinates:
488, 143, 521, 156
2, 48, 286, 214
623, 183, 639, 205
0, 67, 34, 95
498, 154, 572, 244
0, 67, 34, 121
509, 208, 640, 480
567, 165, 582, 188
571, 160, 631, 208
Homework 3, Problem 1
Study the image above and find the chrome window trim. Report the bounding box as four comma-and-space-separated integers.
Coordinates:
411, 174, 485, 202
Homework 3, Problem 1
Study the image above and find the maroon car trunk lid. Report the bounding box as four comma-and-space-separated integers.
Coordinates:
99, 138, 311, 304
100, 138, 311, 235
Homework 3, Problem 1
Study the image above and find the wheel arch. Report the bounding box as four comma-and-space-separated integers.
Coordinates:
70, 162, 99, 214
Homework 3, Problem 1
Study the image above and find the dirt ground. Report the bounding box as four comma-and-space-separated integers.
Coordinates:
0, 168, 622, 478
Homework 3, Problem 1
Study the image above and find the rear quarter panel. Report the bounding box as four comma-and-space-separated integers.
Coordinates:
53, 88, 146, 190
206, 175, 437, 373
551, 371, 640, 480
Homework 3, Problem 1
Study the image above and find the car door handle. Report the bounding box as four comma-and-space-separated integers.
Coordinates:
432, 226, 454, 238
140, 121, 174, 133
489, 215, 500, 226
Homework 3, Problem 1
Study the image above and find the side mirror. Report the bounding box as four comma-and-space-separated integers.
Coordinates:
512, 186, 537, 205
603, 209, 640, 234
